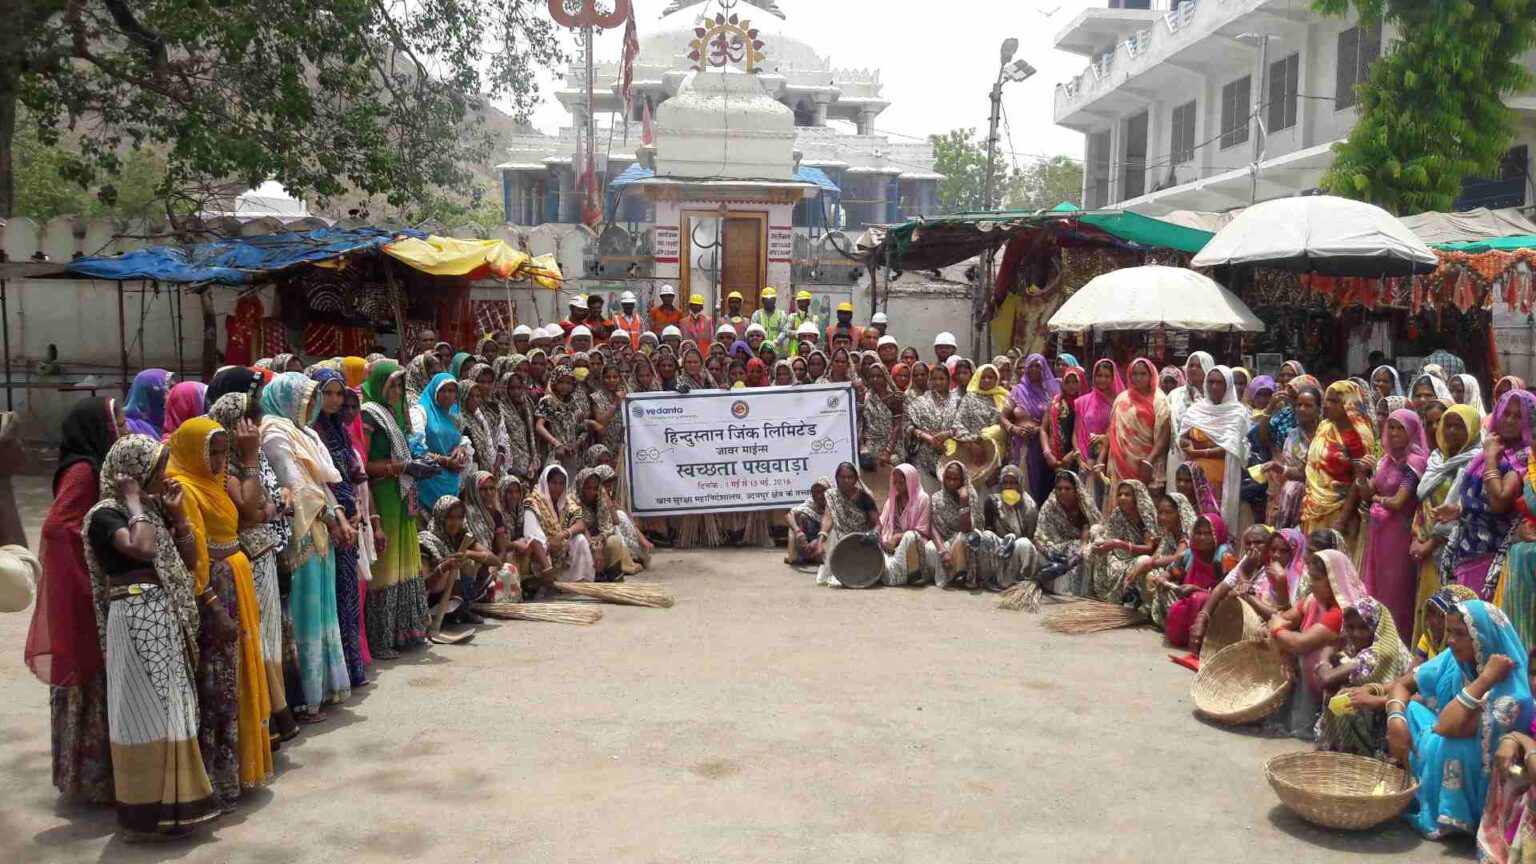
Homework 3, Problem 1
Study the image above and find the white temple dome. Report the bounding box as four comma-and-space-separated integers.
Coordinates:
653, 70, 797, 181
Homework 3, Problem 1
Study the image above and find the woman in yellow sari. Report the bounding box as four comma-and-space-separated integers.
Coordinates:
1300, 380, 1376, 550
1409, 405, 1480, 645
166, 417, 272, 808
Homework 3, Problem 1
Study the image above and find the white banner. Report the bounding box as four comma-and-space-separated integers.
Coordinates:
623, 383, 858, 517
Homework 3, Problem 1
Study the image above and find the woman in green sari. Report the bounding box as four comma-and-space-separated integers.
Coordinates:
358, 361, 430, 658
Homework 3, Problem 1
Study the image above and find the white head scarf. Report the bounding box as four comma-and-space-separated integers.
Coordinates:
1410, 372, 1452, 402
1166, 350, 1216, 482
1370, 364, 1404, 399
1176, 364, 1250, 529
1455, 373, 1486, 421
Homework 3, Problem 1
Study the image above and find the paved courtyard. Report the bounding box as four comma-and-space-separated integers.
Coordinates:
0, 476, 1461, 863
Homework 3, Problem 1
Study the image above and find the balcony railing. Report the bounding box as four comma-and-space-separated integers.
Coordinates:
1163, 0, 1198, 33
1059, 0, 1249, 107
1124, 29, 1152, 59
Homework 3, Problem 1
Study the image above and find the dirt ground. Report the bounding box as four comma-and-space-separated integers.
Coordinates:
0, 475, 1463, 863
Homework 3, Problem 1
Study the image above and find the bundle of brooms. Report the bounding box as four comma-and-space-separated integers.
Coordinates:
1042, 599, 1147, 634
553, 581, 675, 608
997, 581, 1043, 612
473, 602, 603, 625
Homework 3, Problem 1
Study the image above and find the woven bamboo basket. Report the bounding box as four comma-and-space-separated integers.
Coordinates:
1190, 641, 1292, 725
1265, 751, 1419, 830
1200, 594, 1263, 660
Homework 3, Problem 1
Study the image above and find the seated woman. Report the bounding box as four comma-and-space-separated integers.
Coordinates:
815, 462, 880, 588
1032, 470, 1101, 595
1416, 585, 1482, 667
1477, 658, 1536, 861
786, 477, 829, 566
1164, 514, 1234, 650
878, 463, 937, 587
418, 495, 501, 631
930, 460, 982, 589
1083, 480, 1159, 601
521, 465, 595, 594
1314, 597, 1411, 756
979, 465, 1042, 590
1386, 599, 1532, 840
1267, 549, 1367, 740
1187, 524, 1276, 647
458, 470, 505, 615
570, 467, 640, 581
492, 475, 550, 594
1125, 492, 1195, 628
592, 465, 652, 570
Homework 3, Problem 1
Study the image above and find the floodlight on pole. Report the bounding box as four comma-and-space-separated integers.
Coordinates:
1000, 37, 1019, 65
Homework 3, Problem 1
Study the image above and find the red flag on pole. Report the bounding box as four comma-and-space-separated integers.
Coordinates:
641, 99, 654, 146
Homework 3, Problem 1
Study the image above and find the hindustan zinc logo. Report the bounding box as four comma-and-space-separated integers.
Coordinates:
730, 400, 750, 419
826, 394, 841, 409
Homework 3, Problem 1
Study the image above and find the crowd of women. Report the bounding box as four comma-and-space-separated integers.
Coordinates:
25, 313, 1536, 854
786, 343, 1536, 856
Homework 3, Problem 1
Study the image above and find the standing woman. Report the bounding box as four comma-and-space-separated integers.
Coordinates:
83, 435, 221, 837
414, 373, 470, 513
1165, 351, 1215, 483
161, 381, 208, 441
1411, 405, 1479, 645
260, 372, 353, 719
1371, 364, 1404, 402
1446, 389, 1535, 597
1045, 366, 1084, 477
1265, 384, 1322, 529
122, 368, 174, 437
1450, 373, 1486, 427
1358, 408, 1429, 635
456, 374, 498, 476
1300, 381, 1376, 546
166, 417, 273, 805
859, 363, 898, 470
207, 393, 299, 745
501, 364, 541, 483
953, 363, 1008, 483
535, 368, 586, 478
1077, 358, 1124, 503
1105, 358, 1169, 492
26, 397, 121, 805
904, 363, 955, 491
1006, 354, 1060, 505
359, 361, 430, 657
308, 369, 369, 688
1176, 366, 1250, 531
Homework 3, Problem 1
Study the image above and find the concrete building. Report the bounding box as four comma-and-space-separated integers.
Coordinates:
1052, 0, 1535, 214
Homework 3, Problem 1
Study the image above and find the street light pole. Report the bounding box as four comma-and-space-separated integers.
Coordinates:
977, 39, 1018, 358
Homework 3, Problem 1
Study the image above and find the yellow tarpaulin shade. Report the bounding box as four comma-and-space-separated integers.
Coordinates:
383, 235, 561, 286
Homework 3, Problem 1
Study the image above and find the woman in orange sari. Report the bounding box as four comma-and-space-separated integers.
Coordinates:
1300, 380, 1376, 549
166, 417, 272, 809
1105, 358, 1169, 491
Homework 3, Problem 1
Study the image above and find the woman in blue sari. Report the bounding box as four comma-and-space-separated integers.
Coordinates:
412, 372, 470, 513
1387, 599, 1533, 839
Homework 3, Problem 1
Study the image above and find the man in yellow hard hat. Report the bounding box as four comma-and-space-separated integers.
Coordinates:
787, 289, 819, 356
723, 290, 749, 336
679, 293, 715, 343
751, 286, 790, 352
825, 300, 861, 348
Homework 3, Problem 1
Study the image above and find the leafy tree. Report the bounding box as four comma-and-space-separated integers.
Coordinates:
1008, 155, 1082, 211
1314, 0, 1536, 214
931, 128, 1010, 213
2, 0, 563, 219
12, 110, 172, 219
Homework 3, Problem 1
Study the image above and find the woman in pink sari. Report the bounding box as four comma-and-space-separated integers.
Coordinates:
1164, 513, 1232, 649
1104, 358, 1169, 492
1076, 358, 1124, 505
878, 463, 938, 586
1359, 407, 1428, 635
160, 381, 207, 441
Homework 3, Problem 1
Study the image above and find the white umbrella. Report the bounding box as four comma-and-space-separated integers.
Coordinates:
1191, 195, 1438, 276
1047, 266, 1264, 333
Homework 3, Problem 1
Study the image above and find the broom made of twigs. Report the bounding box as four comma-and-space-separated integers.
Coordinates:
553, 580, 675, 608
997, 580, 1043, 613
1042, 599, 1147, 635
473, 602, 603, 625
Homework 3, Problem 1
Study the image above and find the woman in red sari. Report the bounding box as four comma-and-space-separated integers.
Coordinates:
25, 397, 124, 803
1045, 366, 1085, 476
1164, 513, 1235, 649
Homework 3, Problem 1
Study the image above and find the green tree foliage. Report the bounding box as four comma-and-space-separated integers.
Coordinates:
12, 110, 172, 219
2, 0, 563, 219
1314, 0, 1536, 214
931, 129, 1081, 213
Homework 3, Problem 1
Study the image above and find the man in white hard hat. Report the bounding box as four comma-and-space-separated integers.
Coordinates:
512, 324, 533, 355
613, 290, 645, 337
715, 321, 737, 351
794, 321, 819, 358
869, 311, 890, 338
751, 286, 790, 353
933, 331, 958, 365
568, 324, 594, 354
559, 294, 588, 340
649, 284, 684, 334
608, 328, 631, 352
530, 324, 553, 352
660, 324, 683, 354
876, 334, 900, 369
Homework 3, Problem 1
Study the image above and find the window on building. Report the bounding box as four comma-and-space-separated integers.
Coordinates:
1268, 52, 1300, 132
1122, 111, 1148, 201
1085, 130, 1111, 208
1335, 25, 1381, 109
1220, 76, 1251, 149
1170, 101, 1196, 165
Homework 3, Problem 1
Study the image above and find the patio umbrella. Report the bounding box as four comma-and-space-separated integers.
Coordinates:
1047, 266, 1264, 333
1190, 195, 1438, 276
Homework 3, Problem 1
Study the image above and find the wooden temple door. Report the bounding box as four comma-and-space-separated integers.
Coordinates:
721, 215, 766, 315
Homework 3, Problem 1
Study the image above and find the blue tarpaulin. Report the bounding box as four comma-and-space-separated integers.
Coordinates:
64, 227, 422, 285
607, 163, 840, 193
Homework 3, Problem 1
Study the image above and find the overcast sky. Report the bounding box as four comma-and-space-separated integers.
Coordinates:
524, 0, 1095, 165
